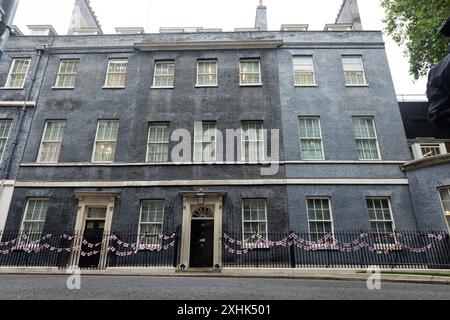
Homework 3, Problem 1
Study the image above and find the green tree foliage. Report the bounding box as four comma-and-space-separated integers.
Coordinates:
380, 0, 450, 80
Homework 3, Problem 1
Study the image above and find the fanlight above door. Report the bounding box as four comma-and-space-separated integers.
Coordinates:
192, 207, 214, 218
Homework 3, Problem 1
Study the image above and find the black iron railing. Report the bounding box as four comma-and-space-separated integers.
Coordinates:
222, 230, 450, 269
0, 230, 179, 269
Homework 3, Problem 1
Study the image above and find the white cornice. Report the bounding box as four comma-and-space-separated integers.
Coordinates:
14, 179, 409, 188
134, 40, 284, 51
19, 160, 407, 167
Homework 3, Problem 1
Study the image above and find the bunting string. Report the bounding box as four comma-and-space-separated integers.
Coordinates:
223, 232, 445, 255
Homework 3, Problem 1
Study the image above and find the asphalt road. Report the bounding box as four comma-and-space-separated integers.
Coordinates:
0, 275, 449, 300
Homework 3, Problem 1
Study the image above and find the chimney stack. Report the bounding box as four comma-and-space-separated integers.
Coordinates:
255, 0, 267, 31
336, 0, 362, 30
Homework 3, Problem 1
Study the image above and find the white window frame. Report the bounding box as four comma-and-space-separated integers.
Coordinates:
241, 121, 265, 163
152, 61, 175, 88
352, 116, 381, 160
20, 198, 49, 246
306, 197, 334, 248
103, 59, 128, 88
3, 58, 31, 89
146, 123, 170, 163
0, 119, 12, 161
342, 55, 368, 86
293, 55, 317, 87
438, 187, 450, 231
239, 59, 262, 86
193, 121, 217, 163
137, 200, 165, 249
37, 120, 66, 163
411, 143, 447, 159
53, 59, 79, 89
241, 199, 269, 248
196, 60, 218, 87
298, 116, 325, 160
91, 120, 119, 163
366, 197, 397, 247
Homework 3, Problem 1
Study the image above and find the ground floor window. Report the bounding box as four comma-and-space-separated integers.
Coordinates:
21, 199, 49, 242
242, 199, 267, 243
366, 197, 395, 244
306, 197, 333, 242
138, 200, 165, 246
439, 188, 450, 230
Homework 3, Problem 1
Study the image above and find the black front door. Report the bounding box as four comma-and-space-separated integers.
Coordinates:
190, 220, 214, 268
78, 220, 105, 269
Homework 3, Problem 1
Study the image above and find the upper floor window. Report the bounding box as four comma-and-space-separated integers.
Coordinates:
21, 199, 48, 242
439, 188, 450, 230
411, 143, 447, 159
139, 200, 165, 247
241, 121, 264, 162
92, 120, 119, 163
366, 198, 395, 244
306, 197, 333, 242
352, 117, 380, 160
194, 121, 216, 162
153, 61, 175, 88
54, 60, 79, 88
37, 120, 66, 163
104, 59, 128, 88
0, 119, 12, 160
146, 123, 170, 163
239, 59, 262, 86
196, 60, 217, 87
298, 117, 324, 160
342, 56, 367, 86
242, 199, 268, 243
4, 58, 31, 89
293, 56, 316, 86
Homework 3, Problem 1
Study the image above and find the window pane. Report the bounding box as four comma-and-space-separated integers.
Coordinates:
242, 199, 267, 241
93, 120, 119, 162
197, 61, 217, 86
342, 56, 366, 85
105, 60, 127, 87
6, 58, 31, 88
153, 62, 175, 87
440, 188, 450, 216
366, 198, 395, 244
22, 199, 48, 240
55, 60, 79, 88
194, 121, 216, 162
293, 56, 315, 85
0, 119, 12, 159
307, 198, 333, 241
298, 117, 323, 159
240, 60, 261, 85
139, 200, 164, 245
242, 121, 264, 162
147, 123, 169, 162
352, 117, 379, 160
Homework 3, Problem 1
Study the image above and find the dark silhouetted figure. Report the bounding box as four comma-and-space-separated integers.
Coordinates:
427, 17, 450, 129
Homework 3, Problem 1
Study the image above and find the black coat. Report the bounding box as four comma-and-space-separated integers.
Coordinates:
427, 52, 450, 129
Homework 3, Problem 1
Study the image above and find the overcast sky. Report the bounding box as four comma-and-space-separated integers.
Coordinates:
13, 0, 429, 95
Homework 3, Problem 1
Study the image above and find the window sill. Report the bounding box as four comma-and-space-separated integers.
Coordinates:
51, 86, 75, 90
295, 84, 318, 87
91, 161, 114, 164
151, 86, 174, 89
358, 158, 382, 161
345, 84, 369, 87
0, 87, 24, 90
195, 85, 218, 88
239, 83, 263, 87
102, 86, 126, 89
